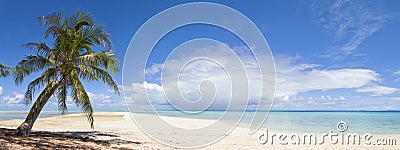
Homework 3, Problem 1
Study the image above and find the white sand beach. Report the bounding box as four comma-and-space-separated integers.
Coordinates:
0, 112, 398, 149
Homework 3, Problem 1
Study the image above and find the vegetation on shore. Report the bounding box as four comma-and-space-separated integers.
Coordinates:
2, 11, 120, 136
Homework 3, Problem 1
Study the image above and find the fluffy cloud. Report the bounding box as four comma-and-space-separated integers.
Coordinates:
394, 71, 400, 75
275, 55, 379, 98
393, 71, 400, 82
0, 86, 3, 95
338, 96, 345, 101
85, 92, 125, 107
356, 86, 398, 96
124, 44, 275, 110
390, 97, 400, 101
124, 82, 165, 105
2, 92, 24, 104
123, 44, 391, 110
145, 64, 163, 76
87, 92, 111, 102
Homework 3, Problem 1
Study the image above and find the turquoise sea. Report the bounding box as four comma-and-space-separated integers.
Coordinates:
151, 111, 400, 134
0, 111, 77, 121
1, 111, 399, 134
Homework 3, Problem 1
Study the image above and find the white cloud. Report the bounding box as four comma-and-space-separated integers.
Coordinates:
390, 97, 400, 101
123, 82, 168, 110
275, 55, 379, 97
87, 92, 111, 101
3, 92, 24, 104
281, 95, 290, 101
338, 96, 345, 101
0, 86, 3, 95
356, 86, 398, 96
313, 0, 389, 57
123, 44, 388, 110
273, 95, 347, 110
145, 64, 163, 76
393, 71, 400, 82
124, 44, 275, 110
85, 92, 124, 106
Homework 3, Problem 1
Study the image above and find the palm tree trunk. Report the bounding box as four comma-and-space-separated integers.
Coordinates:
15, 98, 49, 136
15, 81, 61, 136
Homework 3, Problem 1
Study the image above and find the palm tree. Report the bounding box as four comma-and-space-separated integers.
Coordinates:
0, 63, 11, 77
13, 11, 120, 136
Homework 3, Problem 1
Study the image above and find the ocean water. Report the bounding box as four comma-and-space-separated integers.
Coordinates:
0, 111, 76, 121
148, 111, 400, 134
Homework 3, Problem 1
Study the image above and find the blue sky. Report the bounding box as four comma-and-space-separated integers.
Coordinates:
1, 0, 400, 111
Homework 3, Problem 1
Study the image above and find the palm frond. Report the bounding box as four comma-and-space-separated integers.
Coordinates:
73, 50, 119, 73
82, 25, 112, 48
56, 79, 68, 115
14, 55, 56, 84
76, 65, 119, 94
69, 69, 94, 128
24, 68, 57, 105
17, 55, 56, 72
22, 42, 53, 58
69, 10, 93, 30
0, 63, 11, 77
13, 66, 32, 85
39, 12, 64, 39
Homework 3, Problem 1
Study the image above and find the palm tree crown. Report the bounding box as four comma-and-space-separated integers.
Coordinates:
14, 11, 120, 129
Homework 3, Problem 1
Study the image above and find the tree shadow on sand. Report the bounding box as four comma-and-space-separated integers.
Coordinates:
0, 128, 142, 150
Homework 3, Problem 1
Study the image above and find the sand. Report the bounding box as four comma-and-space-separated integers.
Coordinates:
0, 112, 398, 149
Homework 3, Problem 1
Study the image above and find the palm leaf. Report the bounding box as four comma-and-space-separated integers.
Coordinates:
24, 68, 57, 105
56, 79, 68, 115
0, 63, 10, 77
76, 65, 119, 94
69, 69, 94, 128
23, 42, 54, 58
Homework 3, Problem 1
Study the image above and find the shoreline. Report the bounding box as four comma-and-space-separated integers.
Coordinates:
0, 112, 399, 149
1, 111, 399, 135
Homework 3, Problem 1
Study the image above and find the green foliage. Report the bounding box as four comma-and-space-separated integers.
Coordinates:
14, 11, 120, 128
0, 63, 11, 77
